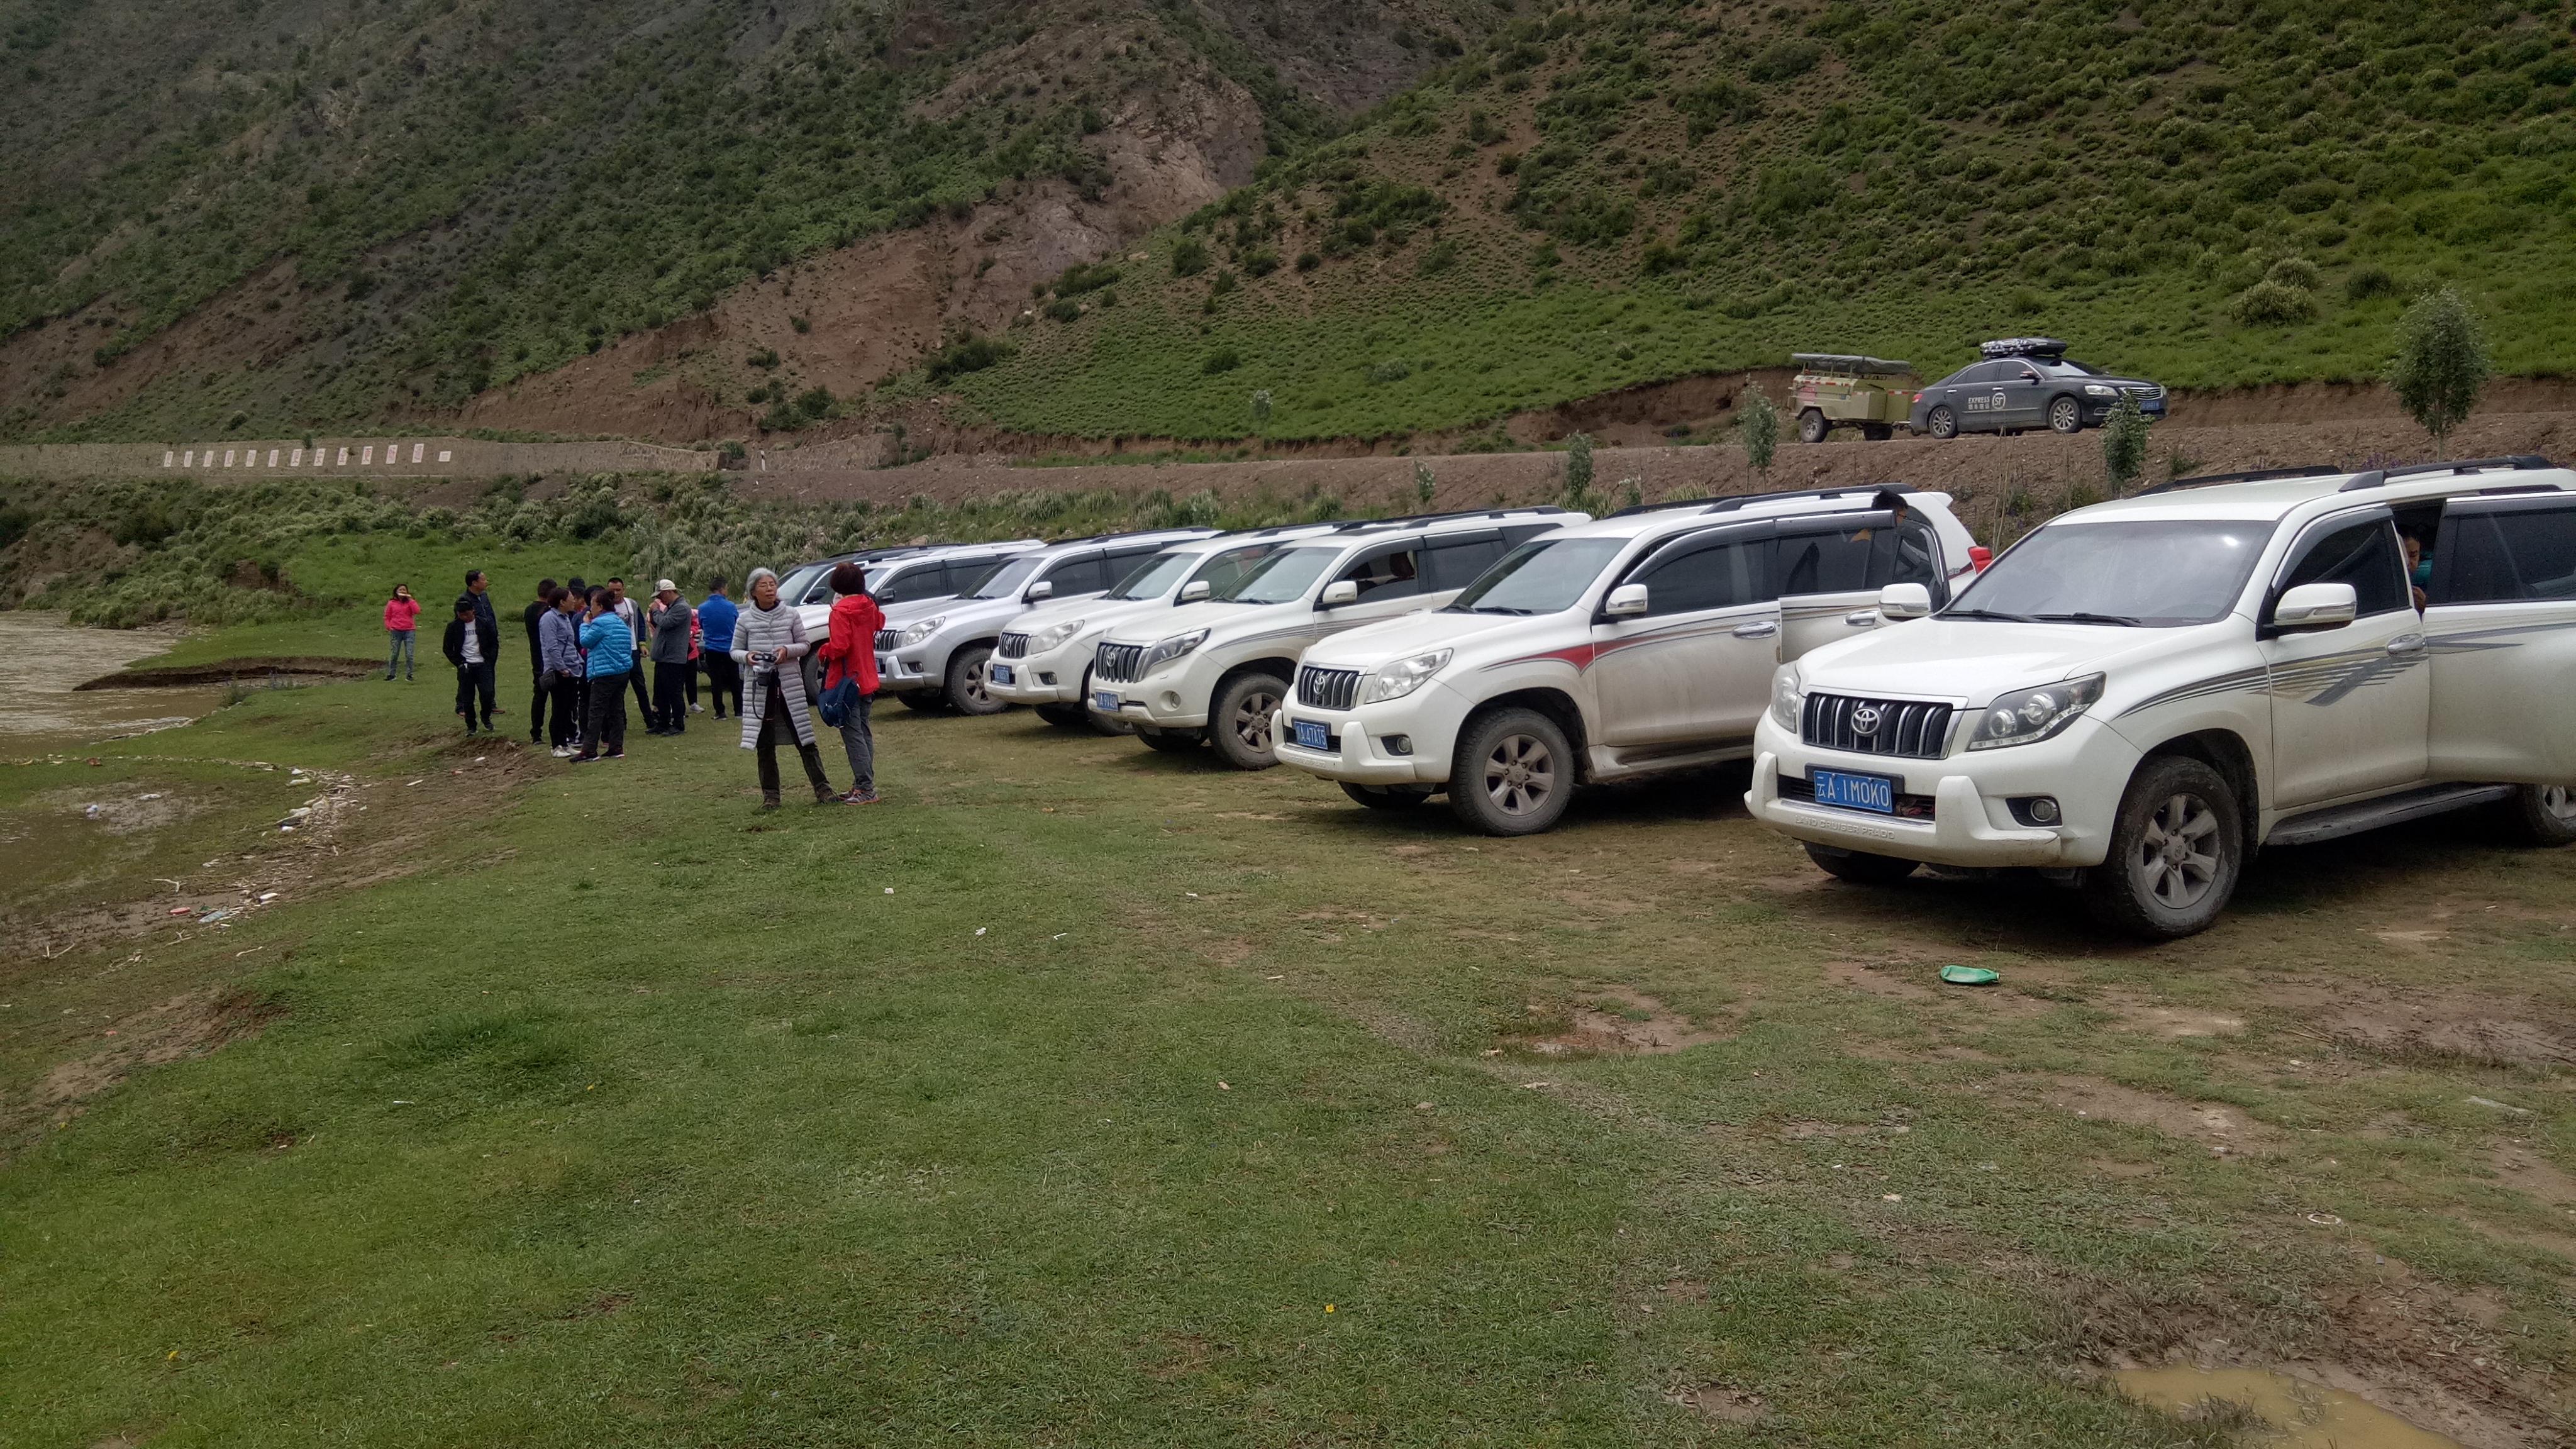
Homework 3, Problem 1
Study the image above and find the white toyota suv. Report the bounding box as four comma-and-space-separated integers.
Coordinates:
1089, 507, 1582, 767
782, 540, 1038, 701
986, 524, 1345, 728
1748, 457, 2576, 939
1274, 486, 1979, 833
873, 529, 1219, 713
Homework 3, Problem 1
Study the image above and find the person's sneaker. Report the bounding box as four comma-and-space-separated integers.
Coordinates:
690, 702, 704, 713
843, 790, 880, 805
572, 752, 597, 763
552, 746, 575, 758
604, 750, 626, 759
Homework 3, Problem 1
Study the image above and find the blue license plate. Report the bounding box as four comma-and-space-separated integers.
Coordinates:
1094, 691, 1121, 712
1811, 768, 1897, 814
1292, 719, 1330, 751
989, 663, 1013, 685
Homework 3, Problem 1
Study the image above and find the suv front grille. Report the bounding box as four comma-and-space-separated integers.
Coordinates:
997, 632, 1030, 659
1297, 665, 1362, 711
873, 630, 901, 651
1802, 692, 1953, 759
1094, 641, 1146, 684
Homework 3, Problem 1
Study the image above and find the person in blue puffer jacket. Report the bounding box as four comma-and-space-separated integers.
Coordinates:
575, 586, 634, 762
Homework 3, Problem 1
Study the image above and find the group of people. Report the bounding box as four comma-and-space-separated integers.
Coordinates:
383, 564, 884, 808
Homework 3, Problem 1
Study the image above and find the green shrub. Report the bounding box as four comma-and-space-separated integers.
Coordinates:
1043, 297, 1084, 323
925, 332, 1013, 384
2264, 256, 2323, 292
1172, 237, 1211, 277
2387, 285, 2490, 455
1294, 252, 1321, 272
1368, 360, 1412, 384
2229, 278, 2318, 326
1202, 350, 1241, 375
1242, 250, 1280, 277
1748, 39, 1822, 82
2345, 265, 2401, 301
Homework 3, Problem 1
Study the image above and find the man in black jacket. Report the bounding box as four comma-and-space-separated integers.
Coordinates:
441, 597, 500, 734
465, 569, 504, 722
522, 577, 557, 744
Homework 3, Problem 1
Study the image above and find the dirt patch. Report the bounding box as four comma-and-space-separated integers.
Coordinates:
8, 986, 279, 1132
2489, 1143, 2576, 1211
77, 657, 380, 690
1668, 1384, 1768, 1425
1521, 988, 1733, 1056
1821, 960, 1939, 1002
2098, 991, 2248, 1038
2001, 1074, 2285, 1155
2325, 1006, 2576, 1069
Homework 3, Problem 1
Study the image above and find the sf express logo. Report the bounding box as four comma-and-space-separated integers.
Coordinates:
1963, 389, 2008, 414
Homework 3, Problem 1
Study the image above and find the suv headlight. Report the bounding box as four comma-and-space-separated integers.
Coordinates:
1360, 648, 1452, 705
1142, 628, 1209, 672
1028, 618, 1085, 653
896, 616, 944, 647
1769, 663, 1804, 731
1965, 674, 2104, 751
2084, 383, 2116, 397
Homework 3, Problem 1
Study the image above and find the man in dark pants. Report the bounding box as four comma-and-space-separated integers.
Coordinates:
697, 576, 741, 719
441, 598, 499, 734
522, 577, 557, 744
647, 580, 695, 735
464, 569, 504, 720
608, 578, 654, 721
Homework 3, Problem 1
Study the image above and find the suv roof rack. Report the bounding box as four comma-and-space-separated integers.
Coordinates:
1332, 505, 1570, 533
2136, 466, 2336, 496
1603, 483, 1914, 519
2338, 454, 2555, 492
1039, 526, 1221, 548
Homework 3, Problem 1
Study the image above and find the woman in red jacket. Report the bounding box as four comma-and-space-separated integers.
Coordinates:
813, 561, 884, 804
383, 584, 421, 681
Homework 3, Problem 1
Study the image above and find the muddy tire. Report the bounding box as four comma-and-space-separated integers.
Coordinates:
1136, 726, 1202, 753
1926, 406, 1958, 440
897, 691, 945, 713
2082, 755, 2242, 941
943, 645, 1009, 715
2048, 395, 2084, 434
1209, 670, 1287, 770
1802, 843, 1919, 884
1034, 702, 1087, 727
1797, 408, 1829, 445
2497, 783, 2576, 847
1341, 782, 1433, 810
1450, 707, 1573, 836
1862, 423, 1894, 441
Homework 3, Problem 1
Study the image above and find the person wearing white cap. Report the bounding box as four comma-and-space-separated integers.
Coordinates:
647, 579, 696, 736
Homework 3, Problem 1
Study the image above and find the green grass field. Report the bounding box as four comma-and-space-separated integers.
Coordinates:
5, 587, 2572, 1443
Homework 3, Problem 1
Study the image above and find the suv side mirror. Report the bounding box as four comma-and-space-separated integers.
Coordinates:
1178, 580, 1211, 602
1025, 580, 1054, 601
1877, 582, 1931, 620
1604, 583, 1649, 617
2273, 581, 2357, 632
1319, 580, 1360, 606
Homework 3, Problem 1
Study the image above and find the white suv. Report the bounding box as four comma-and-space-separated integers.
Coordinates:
986, 525, 1345, 728
1089, 508, 1582, 767
1275, 487, 1978, 833
1748, 457, 2576, 939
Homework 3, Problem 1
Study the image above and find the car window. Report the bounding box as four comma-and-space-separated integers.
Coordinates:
1449, 538, 1627, 614
1421, 532, 1505, 591
970, 557, 1044, 599
1631, 536, 1767, 616
1340, 544, 1423, 601
1223, 545, 1341, 603
2281, 517, 2408, 618
872, 564, 952, 606
1041, 553, 1109, 596
1948, 519, 2273, 626
1775, 523, 1882, 596
1893, 518, 1946, 602
1107, 550, 1193, 599
2433, 503, 2576, 604
1185, 543, 1278, 596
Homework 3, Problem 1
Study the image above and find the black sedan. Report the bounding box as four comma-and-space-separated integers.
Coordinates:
1907, 339, 2167, 438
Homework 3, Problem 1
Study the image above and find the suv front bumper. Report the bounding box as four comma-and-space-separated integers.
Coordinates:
1746, 713, 2135, 868
1089, 658, 1213, 731
1270, 685, 1468, 786
986, 645, 1085, 706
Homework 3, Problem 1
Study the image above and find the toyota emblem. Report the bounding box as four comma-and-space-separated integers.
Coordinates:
1850, 705, 1884, 735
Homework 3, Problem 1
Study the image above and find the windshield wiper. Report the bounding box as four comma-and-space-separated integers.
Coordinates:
1941, 608, 2037, 623
2031, 611, 2142, 626
1459, 605, 1536, 614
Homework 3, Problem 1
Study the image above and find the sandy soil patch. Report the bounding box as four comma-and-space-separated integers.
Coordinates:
7, 985, 279, 1133
2001, 1074, 2285, 1155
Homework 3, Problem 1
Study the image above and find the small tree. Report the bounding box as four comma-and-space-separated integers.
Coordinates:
1413, 459, 1436, 508
1738, 386, 1780, 477
1558, 432, 1597, 511
1249, 389, 1273, 437
2100, 392, 2150, 495
2387, 286, 2489, 458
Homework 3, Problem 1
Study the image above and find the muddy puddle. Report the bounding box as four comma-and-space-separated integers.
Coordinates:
2116, 1366, 2467, 1448
0, 612, 216, 747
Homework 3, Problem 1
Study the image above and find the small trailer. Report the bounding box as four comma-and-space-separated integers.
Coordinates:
1789, 353, 1919, 442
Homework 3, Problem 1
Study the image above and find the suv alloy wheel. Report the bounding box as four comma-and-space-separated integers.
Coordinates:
2048, 396, 2083, 433
1926, 406, 1958, 440
2082, 755, 2242, 940
2499, 782, 2576, 847
1450, 708, 1573, 835
944, 645, 1010, 715
1210, 670, 1287, 769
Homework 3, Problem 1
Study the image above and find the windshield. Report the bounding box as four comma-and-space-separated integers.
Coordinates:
1220, 545, 1343, 604
1448, 538, 1629, 614
2040, 358, 2107, 377
779, 564, 830, 608
1946, 519, 2275, 626
1107, 550, 1196, 600
971, 557, 1044, 599
950, 557, 1014, 595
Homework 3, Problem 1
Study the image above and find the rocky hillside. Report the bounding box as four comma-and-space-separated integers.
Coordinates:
0, 0, 1500, 441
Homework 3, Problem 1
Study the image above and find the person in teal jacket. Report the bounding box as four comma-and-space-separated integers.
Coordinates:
575, 586, 633, 761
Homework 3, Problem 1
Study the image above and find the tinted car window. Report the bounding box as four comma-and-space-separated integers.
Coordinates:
1340, 545, 1423, 601
1775, 523, 1882, 596
872, 564, 952, 606
2282, 518, 2408, 618
1422, 533, 1505, 590
1041, 554, 1109, 596
1948, 519, 2272, 626
1185, 543, 1279, 597
2433, 504, 2576, 604
1632, 536, 1767, 616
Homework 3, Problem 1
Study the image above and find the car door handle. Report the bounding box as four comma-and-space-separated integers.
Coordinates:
2386, 633, 2426, 655
1845, 611, 1880, 627
1732, 621, 1779, 639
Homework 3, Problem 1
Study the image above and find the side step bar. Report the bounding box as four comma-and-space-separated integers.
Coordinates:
2265, 783, 2514, 847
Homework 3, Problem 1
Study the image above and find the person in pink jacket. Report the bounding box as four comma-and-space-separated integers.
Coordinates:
383, 584, 421, 681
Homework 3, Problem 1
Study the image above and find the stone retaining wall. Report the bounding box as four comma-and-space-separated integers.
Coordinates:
0, 436, 716, 479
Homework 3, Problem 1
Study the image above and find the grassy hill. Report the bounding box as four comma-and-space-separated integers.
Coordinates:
926, 0, 2576, 441
0, 0, 1497, 441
